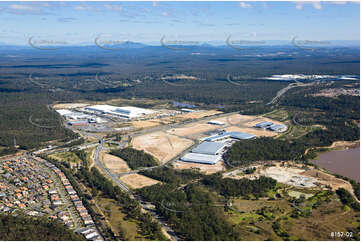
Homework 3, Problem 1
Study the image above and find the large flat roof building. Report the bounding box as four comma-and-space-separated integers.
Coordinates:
192, 141, 226, 155
208, 120, 226, 126
268, 124, 288, 133
204, 131, 256, 142
85, 105, 155, 119
255, 121, 273, 129
180, 153, 222, 165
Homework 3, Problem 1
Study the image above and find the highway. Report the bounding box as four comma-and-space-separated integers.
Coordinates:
267, 80, 320, 105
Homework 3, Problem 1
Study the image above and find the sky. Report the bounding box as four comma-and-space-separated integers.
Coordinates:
0, 1, 359, 45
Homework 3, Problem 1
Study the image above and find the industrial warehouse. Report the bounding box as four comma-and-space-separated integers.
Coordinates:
191, 141, 226, 155
85, 105, 155, 119
254, 121, 288, 133
204, 131, 256, 142
181, 131, 256, 165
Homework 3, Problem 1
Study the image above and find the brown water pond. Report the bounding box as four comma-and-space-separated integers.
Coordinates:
312, 147, 360, 182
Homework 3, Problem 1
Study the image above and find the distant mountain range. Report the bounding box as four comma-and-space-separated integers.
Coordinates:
0, 40, 359, 48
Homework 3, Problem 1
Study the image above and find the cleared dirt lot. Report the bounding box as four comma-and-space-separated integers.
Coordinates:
53, 103, 89, 109
225, 126, 278, 137
173, 160, 226, 174
168, 123, 219, 137
132, 131, 194, 163
259, 166, 318, 187
119, 174, 160, 189
100, 152, 131, 173
159, 110, 222, 123
212, 113, 254, 126
302, 169, 355, 195
131, 120, 161, 129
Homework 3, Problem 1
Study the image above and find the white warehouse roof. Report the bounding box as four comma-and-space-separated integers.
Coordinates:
180, 153, 222, 165
208, 120, 226, 126
55, 109, 73, 116
85, 105, 154, 119
192, 141, 226, 155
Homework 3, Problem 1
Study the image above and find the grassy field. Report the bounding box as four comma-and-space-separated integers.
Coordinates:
226, 187, 360, 241
280, 194, 359, 240
97, 197, 146, 241
48, 152, 82, 167
264, 109, 290, 122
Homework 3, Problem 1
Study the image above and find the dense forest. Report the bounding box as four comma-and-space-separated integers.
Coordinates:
0, 93, 77, 152
226, 137, 307, 166
110, 147, 158, 169
138, 183, 241, 240
280, 81, 360, 148
202, 173, 277, 198
336, 188, 360, 211
138, 167, 277, 240
140, 166, 203, 184
0, 45, 359, 153
0, 213, 84, 241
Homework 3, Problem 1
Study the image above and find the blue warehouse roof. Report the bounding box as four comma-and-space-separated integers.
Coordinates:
181, 153, 222, 164
205, 131, 256, 141
192, 141, 226, 155
255, 121, 273, 128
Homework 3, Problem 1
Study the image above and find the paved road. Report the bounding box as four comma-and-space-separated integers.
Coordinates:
33, 110, 239, 241
267, 80, 320, 105
93, 139, 180, 240
94, 140, 129, 193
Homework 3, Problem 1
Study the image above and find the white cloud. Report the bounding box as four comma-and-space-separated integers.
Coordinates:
73, 5, 92, 11
312, 2, 322, 9
152, 1, 158, 7
161, 11, 168, 16
239, 2, 252, 9
330, 1, 347, 4
9, 4, 35, 11
104, 4, 123, 11
295, 1, 322, 10
5, 4, 46, 15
